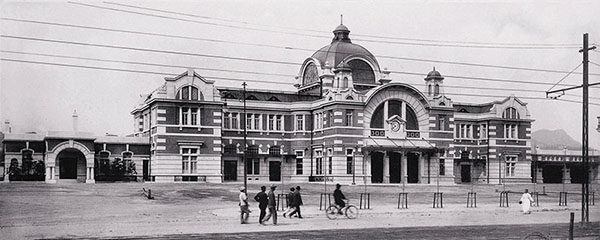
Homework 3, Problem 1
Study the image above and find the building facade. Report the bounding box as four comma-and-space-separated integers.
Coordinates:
128, 23, 534, 185
6, 23, 598, 184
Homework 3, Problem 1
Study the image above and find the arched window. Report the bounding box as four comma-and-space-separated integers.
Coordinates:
370, 104, 385, 128
428, 85, 432, 96
342, 77, 348, 88
176, 85, 201, 100
346, 95, 354, 100
406, 107, 418, 130
303, 63, 319, 85
348, 59, 375, 84
502, 107, 520, 119
370, 100, 419, 130
434, 84, 440, 95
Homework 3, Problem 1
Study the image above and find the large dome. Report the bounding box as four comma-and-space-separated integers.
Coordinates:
310, 24, 379, 69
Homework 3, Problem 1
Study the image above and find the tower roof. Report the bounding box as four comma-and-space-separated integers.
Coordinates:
425, 67, 444, 81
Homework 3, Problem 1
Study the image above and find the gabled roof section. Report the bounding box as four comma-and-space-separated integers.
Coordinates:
164, 69, 215, 84
454, 95, 526, 113
218, 87, 320, 102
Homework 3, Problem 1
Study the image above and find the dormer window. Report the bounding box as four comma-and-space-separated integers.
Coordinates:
502, 107, 520, 119
176, 85, 201, 100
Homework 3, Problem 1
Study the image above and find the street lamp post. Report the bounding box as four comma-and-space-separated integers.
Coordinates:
242, 82, 247, 193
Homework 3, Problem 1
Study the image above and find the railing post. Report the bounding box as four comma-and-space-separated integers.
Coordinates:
500, 191, 509, 207
433, 192, 443, 208
360, 193, 371, 209
398, 192, 408, 209
559, 192, 568, 206
467, 192, 476, 208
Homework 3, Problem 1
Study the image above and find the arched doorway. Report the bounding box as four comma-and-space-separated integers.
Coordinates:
57, 149, 86, 182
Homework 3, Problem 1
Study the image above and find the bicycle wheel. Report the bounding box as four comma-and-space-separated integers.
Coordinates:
326, 205, 339, 220
345, 205, 359, 219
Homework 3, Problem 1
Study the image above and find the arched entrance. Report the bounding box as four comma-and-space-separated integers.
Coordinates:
57, 149, 86, 181
45, 140, 95, 183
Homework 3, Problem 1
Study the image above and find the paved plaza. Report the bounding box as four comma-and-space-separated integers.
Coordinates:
0, 182, 598, 239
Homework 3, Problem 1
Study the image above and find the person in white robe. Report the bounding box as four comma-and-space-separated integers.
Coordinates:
519, 189, 535, 214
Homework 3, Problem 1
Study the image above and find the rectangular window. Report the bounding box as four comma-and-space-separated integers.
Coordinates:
438, 115, 445, 131
345, 110, 353, 127
223, 112, 230, 129
327, 148, 333, 175
182, 147, 198, 174
151, 108, 157, 125
191, 108, 198, 125
296, 150, 304, 175
481, 155, 487, 176
181, 107, 189, 125
480, 123, 488, 139
246, 158, 260, 175
268, 115, 274, 131
315, 149, 323, 175
458, 124, 473, 139
232, 113, 238, 129
346, 148, 354, 174
328, 110, 333, 127
296, 115, 304, 131
247, 113, 253, 130
505, 156, 517, 177
254, 114, 261, 130
505, 124, 518, 139
276, 115, 282, 131
439, 159, 445, 175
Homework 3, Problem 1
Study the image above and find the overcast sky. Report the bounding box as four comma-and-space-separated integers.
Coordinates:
1, 0, 599, 149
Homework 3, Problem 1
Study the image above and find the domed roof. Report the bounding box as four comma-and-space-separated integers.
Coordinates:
425, 67, 444, 81
310, 24, 379, 69
333, 24, 349, 33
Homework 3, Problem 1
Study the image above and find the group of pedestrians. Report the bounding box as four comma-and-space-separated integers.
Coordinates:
239, 184, 303, 225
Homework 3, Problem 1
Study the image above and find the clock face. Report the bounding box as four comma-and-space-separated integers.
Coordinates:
391, 121, 401, 132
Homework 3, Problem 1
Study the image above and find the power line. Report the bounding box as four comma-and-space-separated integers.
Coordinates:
3, 48, 587, 90
3, 49, 576, 93
0, 35, 299, 66
2, 34, 596, 88
68, 2, 579, 50
0, 50, 296, 77
0, 58, 292, 85
3, 57, 600, 106
105, 1, 580, 47
547, 63, 583, 92
4, 18, 598, 77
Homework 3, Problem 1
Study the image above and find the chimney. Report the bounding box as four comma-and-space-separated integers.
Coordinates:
3, 119, 11, 133
72, 110, 78, 132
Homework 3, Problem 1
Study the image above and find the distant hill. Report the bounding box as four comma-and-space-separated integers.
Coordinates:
531, 129, 582, 150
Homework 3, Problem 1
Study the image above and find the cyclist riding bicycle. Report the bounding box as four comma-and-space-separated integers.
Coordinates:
333, 183, 346, 214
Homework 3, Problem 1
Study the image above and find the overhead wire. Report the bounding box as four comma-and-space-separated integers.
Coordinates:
3, 18, 598, 77
104, 1, 580, 47
3, 57, 599, 106
546, 63, 583, 92
4, 49, 584, 94
67, 2, 580, 50
2, 34, 596, 89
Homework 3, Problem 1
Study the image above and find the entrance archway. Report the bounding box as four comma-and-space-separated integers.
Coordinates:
57, 149, 86, 181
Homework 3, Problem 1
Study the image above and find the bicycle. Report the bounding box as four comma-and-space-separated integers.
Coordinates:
325, 200, 358, 220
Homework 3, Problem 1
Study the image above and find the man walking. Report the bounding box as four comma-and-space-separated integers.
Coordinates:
261, 184, 277, 225
288, 186, 303, 218
254, 186, 268, 224
239, 186, 250, 224
283, 187, 296, 218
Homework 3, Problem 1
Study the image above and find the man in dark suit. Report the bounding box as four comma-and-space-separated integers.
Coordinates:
253, 186, 268, 224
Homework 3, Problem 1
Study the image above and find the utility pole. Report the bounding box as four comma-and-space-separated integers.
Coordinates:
242, 82, 248, 194
546, 33, 597, 223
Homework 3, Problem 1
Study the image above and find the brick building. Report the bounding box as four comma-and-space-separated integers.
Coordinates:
3, 24, 549, 184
